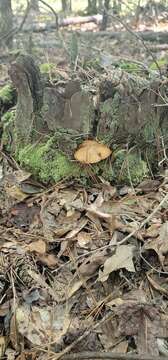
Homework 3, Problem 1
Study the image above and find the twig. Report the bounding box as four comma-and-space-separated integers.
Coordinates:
61, 352, 168, 360
51, 312, 114, 360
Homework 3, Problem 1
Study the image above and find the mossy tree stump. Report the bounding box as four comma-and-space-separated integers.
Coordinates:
7, 54, 168, 184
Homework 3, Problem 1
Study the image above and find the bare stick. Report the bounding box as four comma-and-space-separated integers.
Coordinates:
52, 312, 114, 360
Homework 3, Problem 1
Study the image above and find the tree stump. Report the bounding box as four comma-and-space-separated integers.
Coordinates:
7, 54, 168, 184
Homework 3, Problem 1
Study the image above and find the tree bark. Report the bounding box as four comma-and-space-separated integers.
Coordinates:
62, 0, 71, 12
100, 0, 110, 30
87, 0, 98, 14
30, 0, 39, 12
0, 0, 13, 48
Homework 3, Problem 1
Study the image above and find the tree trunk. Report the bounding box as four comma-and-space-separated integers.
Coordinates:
30, 0, 39, 12
112, 0, 122, 15
100, 0, 110, 30
0, 0, 13, 48
62, 0, 71, 12
87, 0, 98, 14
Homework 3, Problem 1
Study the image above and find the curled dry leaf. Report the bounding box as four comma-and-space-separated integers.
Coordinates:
144, 221, 168, 265
74, 140, 112, 164
98, 244, 135, 282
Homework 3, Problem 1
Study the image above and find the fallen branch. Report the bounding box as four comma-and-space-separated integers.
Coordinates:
62, 352, 168, 360
21, 14, 102, 33
52, 312, 114, 360
75, 30, 168, 44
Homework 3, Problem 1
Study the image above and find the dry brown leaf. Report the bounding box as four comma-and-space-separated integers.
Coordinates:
38, 254, 58, 267
77, 231, 92, 248
144, 223, 161, 238
112, 340, 128, 353
65, 217, 88, 239
107, 289, 147, 308
5, 185, 28, 201
74, 140, 112, 164
25, 240, 46, 254
16, 304, 70, 346
144, 221, 168, 265
0, 336, 6, 359
99, 317, 120, 350
78, 255, 106, 277
136, 179, 160, 193
66, 278, 85, 299
52, 267, 74, 302
147, 271, 168, 296
10, 314, 20, 351
0, 301, 10, 317
116, 303, 168, 355
98, 245, 135, 282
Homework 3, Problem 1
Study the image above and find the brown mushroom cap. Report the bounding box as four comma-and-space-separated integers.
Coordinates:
74, 140, 112, 164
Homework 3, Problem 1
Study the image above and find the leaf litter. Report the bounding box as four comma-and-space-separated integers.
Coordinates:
1, 168, 168, 358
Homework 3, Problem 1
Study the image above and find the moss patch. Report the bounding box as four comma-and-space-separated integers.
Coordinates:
100, 150, 149, 185
18, 138, 81, 183
0, 84, 15, 104
40, 63, 55, 74
1, 110, 16, 152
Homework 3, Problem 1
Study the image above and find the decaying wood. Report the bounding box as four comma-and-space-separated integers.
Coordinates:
22, 14, 102, 33
8, 54, 168, 151
76, 30, 168, 43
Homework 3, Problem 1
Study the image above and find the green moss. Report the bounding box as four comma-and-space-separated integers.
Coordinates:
150, 58, 167, 70
18, 138, 81, 182
98, 95, 121, 143
1, 111, 14, 124
0, 84, 14, 104
100, 150, 149, 185
40, 63, 55, 74
119, 61, 139, 73
1, 110, 16, 151
83, 57, 102, 71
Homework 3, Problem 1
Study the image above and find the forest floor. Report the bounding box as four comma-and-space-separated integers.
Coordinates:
0, 7, 168, 360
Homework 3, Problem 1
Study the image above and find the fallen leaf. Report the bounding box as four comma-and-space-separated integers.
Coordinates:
74, 140, 112, 164
77, 231, 92, 248
5, 185, 28, 201
25, 239, 46, 254
0, 336, 6, 359
147, 271, 168, 296
38, 254, 58, 267
115, 303, 168, 355
66, 278, 85, 299
98, 245, 135, 282
144, 223, 161, 238
10, 313, 20, 351
16, 304, 70, 346
137, 179, 160, 193
144, 221, 168, 265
